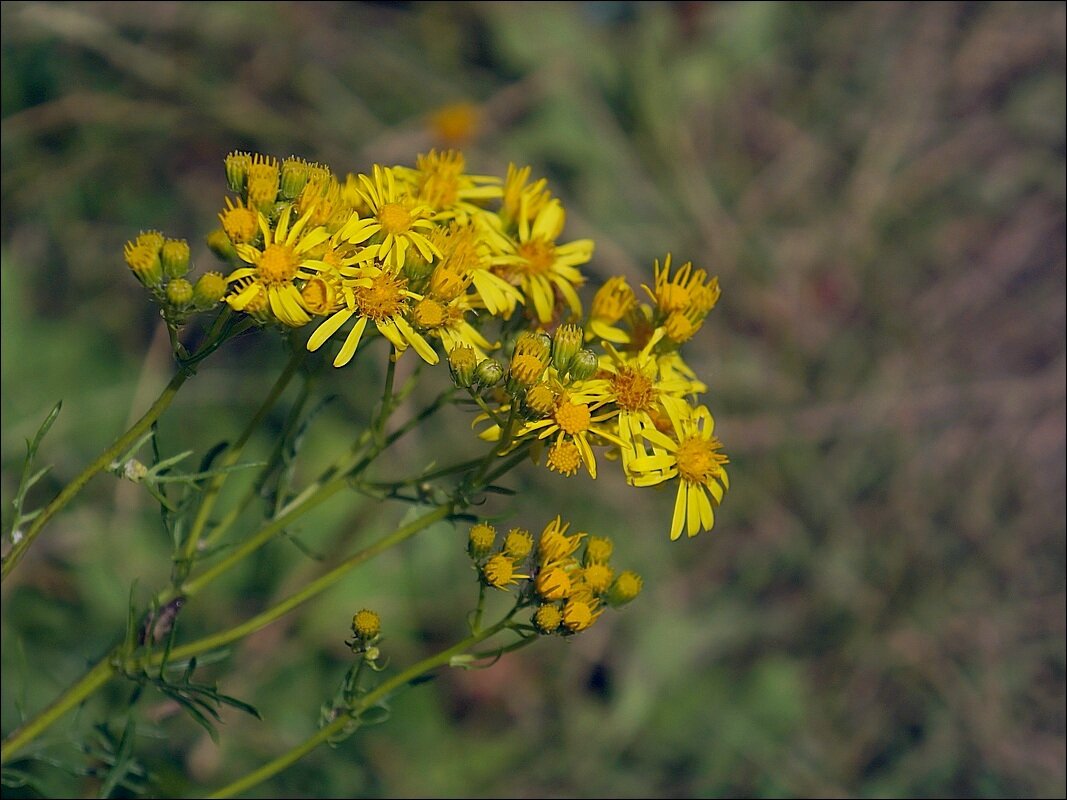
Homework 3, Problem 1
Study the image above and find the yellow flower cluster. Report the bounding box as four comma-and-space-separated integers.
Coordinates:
468, 517, 643, 635
160, 149, 729, 541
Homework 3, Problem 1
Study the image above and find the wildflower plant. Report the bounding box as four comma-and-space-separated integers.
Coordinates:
0, 149, 730, 796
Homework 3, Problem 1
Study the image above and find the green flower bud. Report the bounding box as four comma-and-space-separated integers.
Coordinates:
567, 349, 599, 381
468, 523, 496, 560
124, 240, 163, 287
279, 156, 310, 200
225, 151, 252, 193
473, 358, 504, 388
192, 271, 228, 309
606, 570, 643, 607
161, 238, 191, 279
165, 277, 194, 309
552, 324, 583, 371
206, 228, 238, 262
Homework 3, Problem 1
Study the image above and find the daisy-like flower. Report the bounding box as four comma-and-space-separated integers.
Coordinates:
521, 393, 622, 479
339, 165, 439, 270
490, 199, 593, 324
626, 403, 729, 541
429, 220, 522, 319
643, 253, 720, 320
306, 264, 438, 367
394, 149, 501, 220
582, 329, 706, 464
410, 292, 495, 358
225, 206, 331, 327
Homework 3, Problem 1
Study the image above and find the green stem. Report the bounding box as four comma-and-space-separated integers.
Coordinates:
199, 373, 314, 553
142, 505, 452, 669
2, 369, 190, 581
204, 613, 518, 799
176, 347, 306, 576
178, 473, 349, 600
0, 657, 115, 764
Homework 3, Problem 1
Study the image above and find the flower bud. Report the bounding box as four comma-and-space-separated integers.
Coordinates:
165, 277, 194, 309
124, 241, 163, 287
503, 528, 533, 561
468, 522, 496, 560
566, 349, 599, 381
606, 570, 643, 607
206, 228, 238, 262
225, 151, 252, 193
193, 272, 228, 309
448, 345, 478, 388
279, 156, 310, 201
161, 239, 191, 279
552, 324, 583, 371
351, 609, 381, 641
534, 604, 562, 634
472, 358, 504, 389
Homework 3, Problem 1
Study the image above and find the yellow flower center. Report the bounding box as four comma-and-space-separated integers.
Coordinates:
441, 225, 486, 273
257, 243, 300, 285
553, 400, 591, 436
413, 297, 446, 329
674, 435, 727, 485
611, 367, 658, 412
517, 238, 556, 275
483, 554, 518, 589
419, 172, 459, 209
547, 439, 582, 476
378, 202, 412, 234
355, 272, 408, 321
534, 604, 562, 633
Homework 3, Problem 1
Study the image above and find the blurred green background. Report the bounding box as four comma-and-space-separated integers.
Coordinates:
2, 2, 1064, 797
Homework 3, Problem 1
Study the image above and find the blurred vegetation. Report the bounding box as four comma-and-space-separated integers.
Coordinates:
1, 1, 1064, 797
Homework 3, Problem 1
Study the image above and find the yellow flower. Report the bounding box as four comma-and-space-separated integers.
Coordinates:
587, 275, 636, 344
562, 591, 602, 632
537, 516, 584, 566
218, 196, 259, 245
225, 206, 331, 327
581, 331, 707, 465
351, 609, 382, 640
483, 553, 528, 590
428, 101, 482, 147
627, 403, 729, 541
306, 264, 439, 367
395, 149, 501, 218
433, 220, 522, 318
500, 163, 552, 230
490, 199, 593, 324
410, 292, 495, 359
642, 253, 720, 319
520, 393, 622, 479
340, 165, 439, 270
